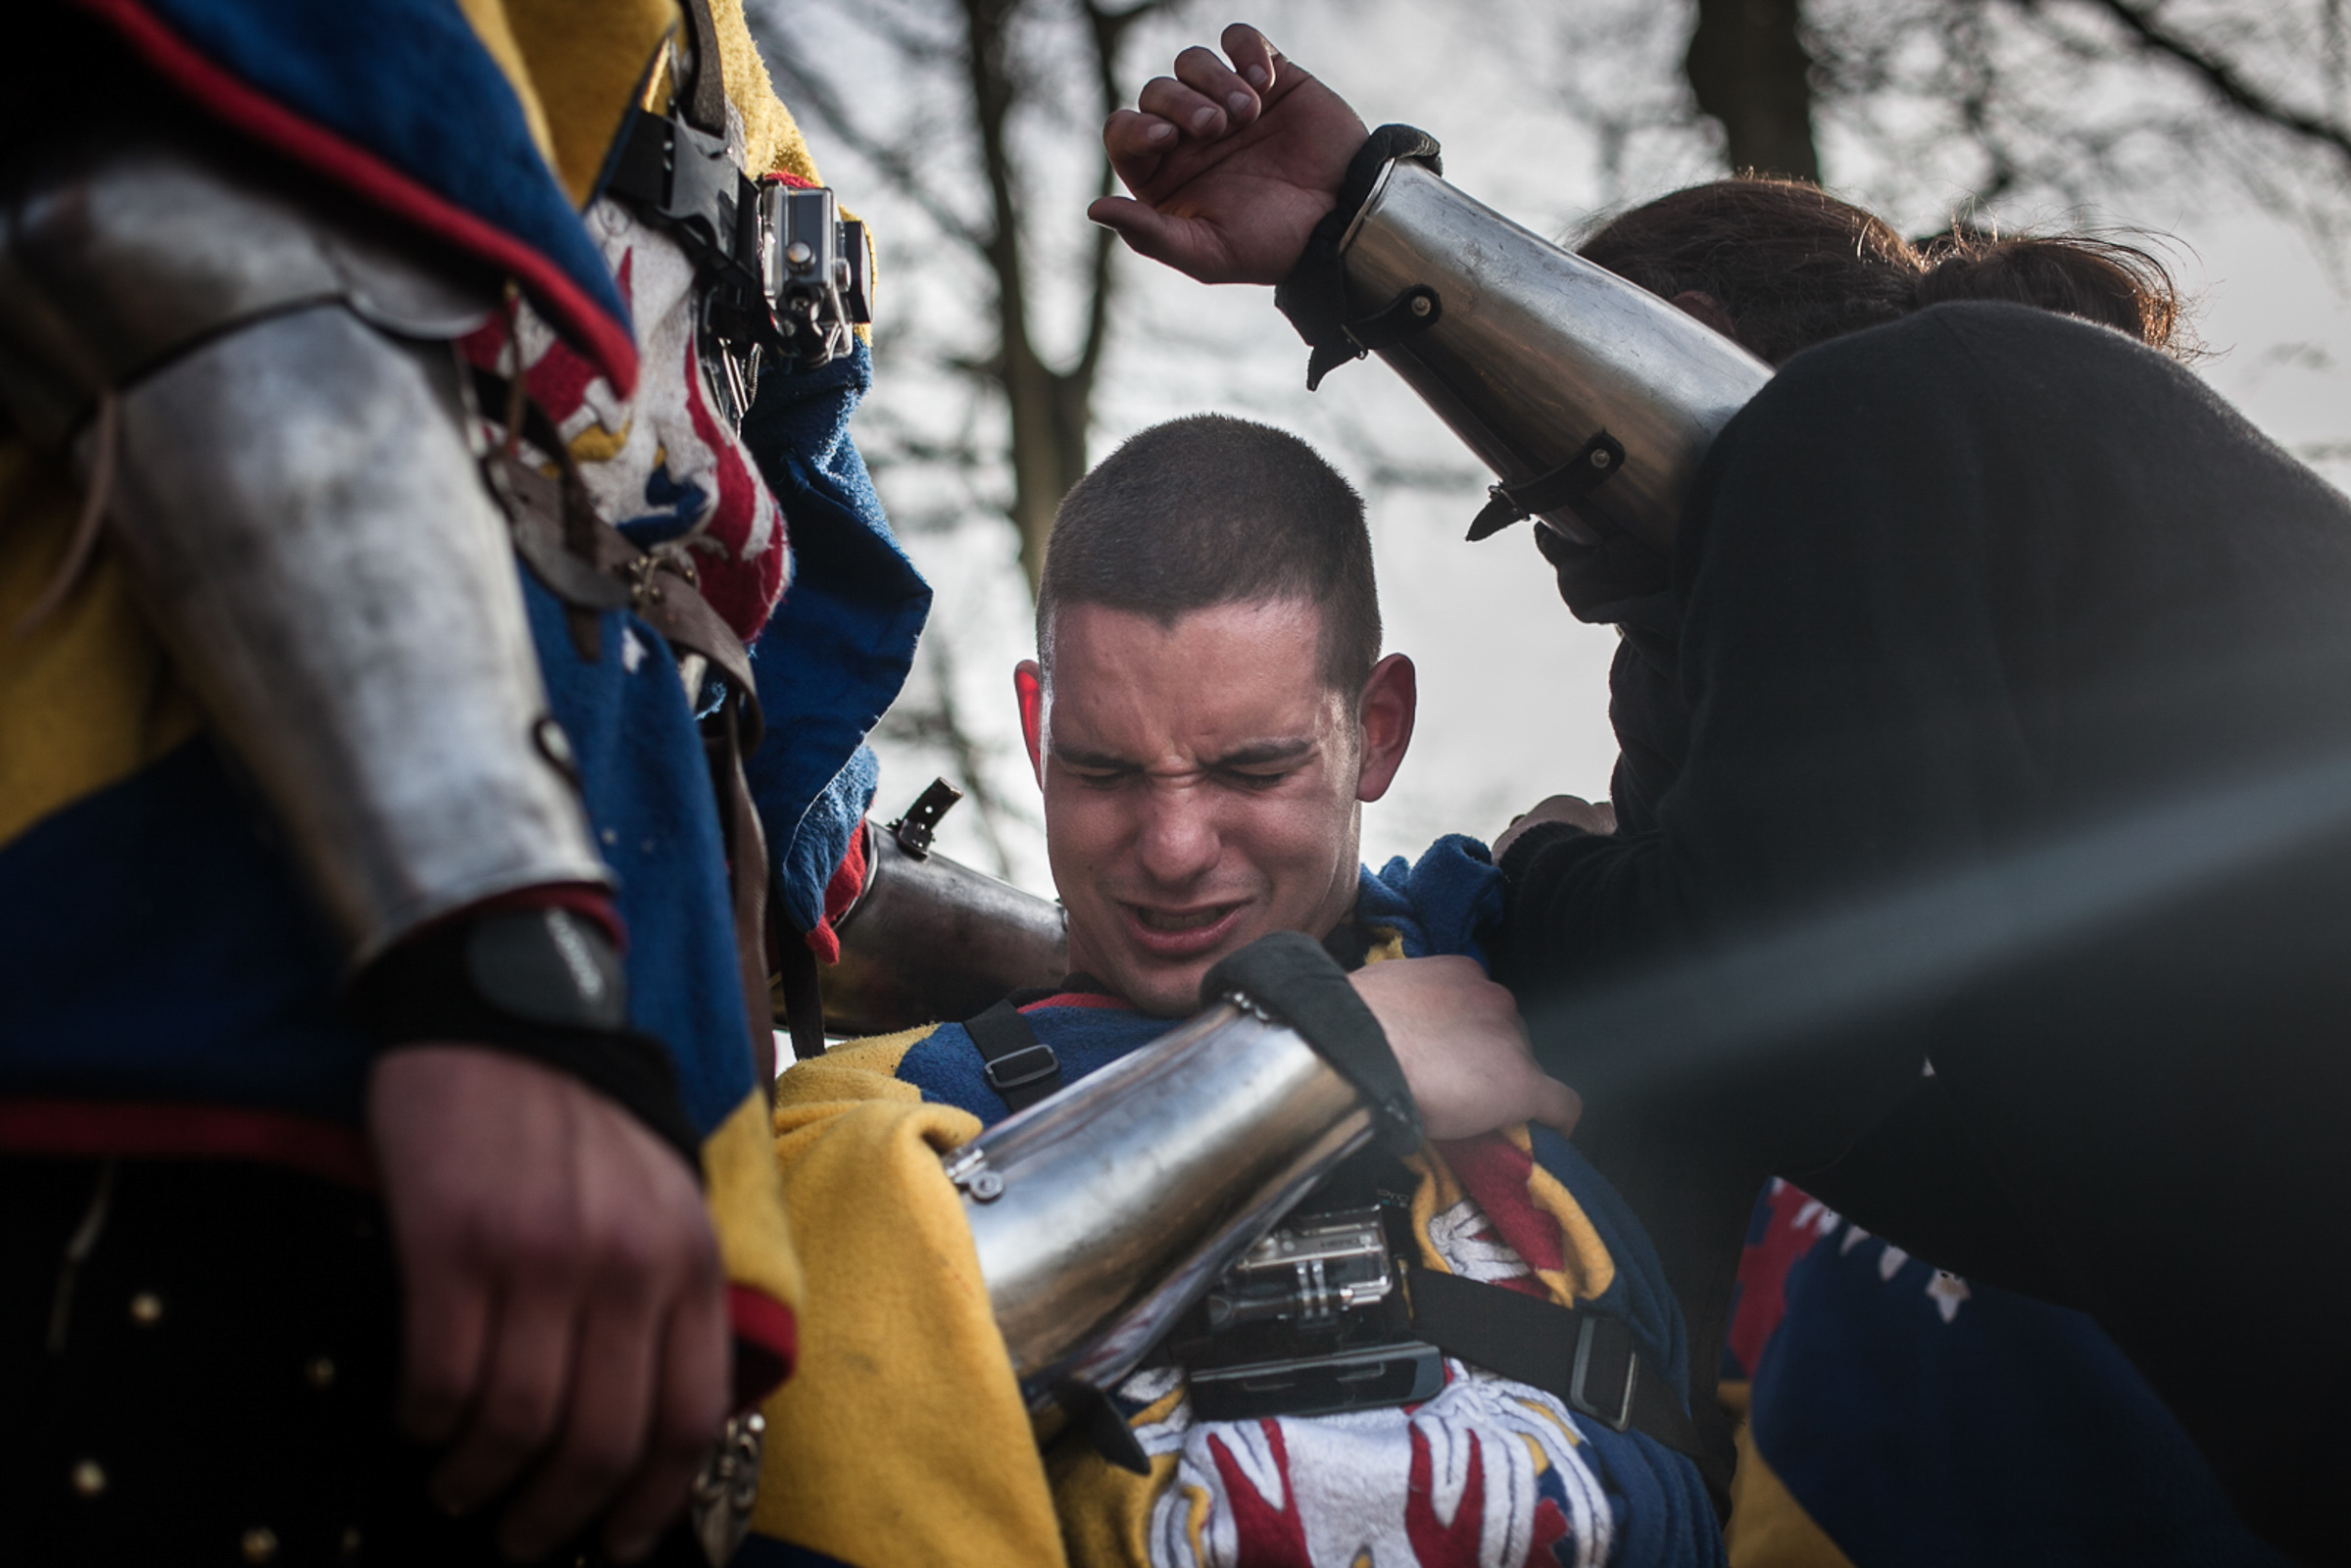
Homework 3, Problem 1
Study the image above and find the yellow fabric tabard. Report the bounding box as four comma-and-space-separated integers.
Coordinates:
756, 1025, 1070, 1567
491, 0, 676, 204
0, 442, 202, 852
1048, 1379, 1186, 1568
702, 1088, 805, 1320
1720, 1382, 1858, 1568
452, 0, 830, 206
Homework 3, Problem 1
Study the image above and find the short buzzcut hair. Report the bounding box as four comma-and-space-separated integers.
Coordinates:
1036, 415, 1380, 693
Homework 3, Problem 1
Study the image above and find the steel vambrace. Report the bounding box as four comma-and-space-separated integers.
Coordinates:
824, 818, 1070, 1037
0, 130, 610, 964
1328, 152, 1775, 553
943, 931, 1420, 1410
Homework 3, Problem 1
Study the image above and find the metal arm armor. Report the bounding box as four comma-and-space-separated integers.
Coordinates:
0, 132, 611, 964
823, 816, 1070, 1038
1337, 159, 1776, 553
945, 994, 1378, 1411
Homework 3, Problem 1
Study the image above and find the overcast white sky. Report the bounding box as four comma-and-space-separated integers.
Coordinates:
825, 2, 2351, 900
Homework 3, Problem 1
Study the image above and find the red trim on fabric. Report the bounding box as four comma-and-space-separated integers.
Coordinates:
804, 818, 870, 966
760, 171, 819, 190
726, 1284, 798, 1409
0, 1100, 376, 1189
1017, 992, 1124, 1013
1432, 1134, 1559, 1300
1726, 1179, 1832, 1379
70, 0, 640, 396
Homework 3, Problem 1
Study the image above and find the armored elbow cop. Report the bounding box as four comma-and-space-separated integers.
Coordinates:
944, 931, 1421, 1417
0, 128, 608, 966
1278, 126, 1775, 554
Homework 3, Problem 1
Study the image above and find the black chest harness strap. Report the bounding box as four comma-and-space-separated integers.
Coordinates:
965, 992, 1702, 1454
1403, 1264, 1703, 1454
964, 995, 1063, 1113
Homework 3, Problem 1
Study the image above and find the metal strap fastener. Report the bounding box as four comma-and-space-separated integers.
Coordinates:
1567, 1311, 1641, 1433
1306, 284, 1444, 390
983, 1043, 1061, 1097
1466, 428, 1629, 541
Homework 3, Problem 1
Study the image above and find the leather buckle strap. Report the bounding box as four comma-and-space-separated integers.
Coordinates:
983, 1043, 1060, 1096
1567, 1310, 1640, 1433
1466, 429, 1628, 541
1402, 1263, 1702, 1454
965, 999, 1063, 1112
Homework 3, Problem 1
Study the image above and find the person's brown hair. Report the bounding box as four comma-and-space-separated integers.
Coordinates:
1038, 415, 1380, 693
1579, 177, 2185, 365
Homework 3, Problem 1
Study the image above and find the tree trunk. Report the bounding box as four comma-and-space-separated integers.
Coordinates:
1686, 0, 1821, 181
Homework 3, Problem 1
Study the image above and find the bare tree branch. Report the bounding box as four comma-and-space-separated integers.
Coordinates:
2067, 0, 2351, 167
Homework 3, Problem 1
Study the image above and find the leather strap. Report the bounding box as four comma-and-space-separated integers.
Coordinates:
1466, 430, 1628, 542
482, 372, 779, 1096
964, 999, 1062, 1113
1405, 1265, 1703, 1455
675, 0, 730, 136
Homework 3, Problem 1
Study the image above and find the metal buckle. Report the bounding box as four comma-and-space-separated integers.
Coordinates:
1566, 1314, 1640, 1433
983, 1042, 1060, 1094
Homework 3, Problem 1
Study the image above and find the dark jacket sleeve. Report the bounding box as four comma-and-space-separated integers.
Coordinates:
1498, 306, 2063, 1173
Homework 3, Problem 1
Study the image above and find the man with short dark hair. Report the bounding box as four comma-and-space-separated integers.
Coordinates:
741, 415, 1721, 1568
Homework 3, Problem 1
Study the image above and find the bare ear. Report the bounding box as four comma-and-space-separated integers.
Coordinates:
1014, 661, 1047, 786
1353, 653, 1417, 804
1668, 289, 1739, 341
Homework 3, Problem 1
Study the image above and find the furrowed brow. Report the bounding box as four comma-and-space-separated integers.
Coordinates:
1050, 742, 1137, 771
1209, 737, 1316, 769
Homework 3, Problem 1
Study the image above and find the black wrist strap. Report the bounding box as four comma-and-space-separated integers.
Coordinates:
350, 908, 703, 1167
1200, 931, 1422, 1155
1275, 123, 1444, 390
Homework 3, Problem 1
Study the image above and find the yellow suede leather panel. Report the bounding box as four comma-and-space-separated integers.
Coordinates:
756, 1029, 1068, 1566
705, 0, 820, 185
702, 1088, 804, 1318
0, 443, 202, 852
1721, 1383, 1857, 1568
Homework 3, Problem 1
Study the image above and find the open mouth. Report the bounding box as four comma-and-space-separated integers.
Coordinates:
1134, 905, 1239, 933
1121, 900, 1249, 957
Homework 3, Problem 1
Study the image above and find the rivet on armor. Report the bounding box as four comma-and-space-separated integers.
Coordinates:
128, 1292, 164, 1327
71, 1459, 105, 1498
1590, 447, 1612, 469
241, 1526, 279, 1562
306, 1355, 336, 1390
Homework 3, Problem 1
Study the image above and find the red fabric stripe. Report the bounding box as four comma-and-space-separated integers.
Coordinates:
1017, 992, 1122, 1012
0, 1100, 376, 1189
70, 0, 639, 396
804, 818, 870, 966
726, 1283, 799, 1409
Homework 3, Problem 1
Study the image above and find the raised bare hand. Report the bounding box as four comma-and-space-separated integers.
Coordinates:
367, 1046, 730, 1564
1089, 23, 1369, 284
1350, 955, 1582, 1141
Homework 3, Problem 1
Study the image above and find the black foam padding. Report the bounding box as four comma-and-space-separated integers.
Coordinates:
350, 911, 701, 1167
1200, 931, 1423, 1155
1274, 123, 1445, 389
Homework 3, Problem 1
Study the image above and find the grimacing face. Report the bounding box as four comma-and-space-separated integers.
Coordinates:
1014, 597, 1416, 1017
